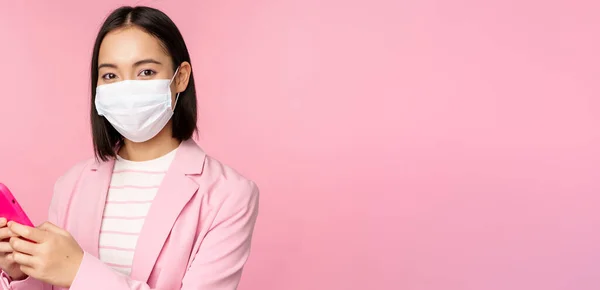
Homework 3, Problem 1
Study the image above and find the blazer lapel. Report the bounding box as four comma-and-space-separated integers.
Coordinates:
130, 139, 206, 282
76, 158, 114, 258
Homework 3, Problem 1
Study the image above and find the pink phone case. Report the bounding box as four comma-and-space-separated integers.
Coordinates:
0, 183, 33, 227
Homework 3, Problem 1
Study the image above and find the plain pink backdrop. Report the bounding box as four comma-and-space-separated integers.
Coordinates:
0, 0, 599, 289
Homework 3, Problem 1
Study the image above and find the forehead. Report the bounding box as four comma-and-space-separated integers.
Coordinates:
98, 26, 169, 65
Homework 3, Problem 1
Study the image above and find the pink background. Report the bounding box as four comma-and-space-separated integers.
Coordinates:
0, 0, 599, 289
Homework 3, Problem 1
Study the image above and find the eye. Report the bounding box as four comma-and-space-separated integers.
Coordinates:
102, 73, 117, 80
139, 69, 156, 77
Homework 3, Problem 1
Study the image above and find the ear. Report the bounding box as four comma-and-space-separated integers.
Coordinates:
174, 61, 192, 94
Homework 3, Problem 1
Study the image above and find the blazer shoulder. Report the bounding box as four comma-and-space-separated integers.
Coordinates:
54, 158, 95, 194
49, 158, 96, 225
200, 155, 259, 206
203, 155, 257, 187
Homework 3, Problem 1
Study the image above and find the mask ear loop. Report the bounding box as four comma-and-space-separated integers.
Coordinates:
170, 67, 181, 111
172, 92, 181, 112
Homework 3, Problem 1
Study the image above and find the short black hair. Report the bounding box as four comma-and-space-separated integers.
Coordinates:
90, 6, 197, 161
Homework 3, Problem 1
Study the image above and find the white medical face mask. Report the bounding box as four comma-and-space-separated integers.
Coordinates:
95, 68, 180, 143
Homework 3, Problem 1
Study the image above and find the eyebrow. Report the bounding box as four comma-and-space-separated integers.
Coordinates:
98, 58, 163, 70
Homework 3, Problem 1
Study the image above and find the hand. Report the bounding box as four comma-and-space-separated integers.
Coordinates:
0, 218, 26, 281
8, 221, 83, 288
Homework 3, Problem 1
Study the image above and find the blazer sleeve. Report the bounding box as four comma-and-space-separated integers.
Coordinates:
68, 180, 260, 290
0, 164, 83, 290
1, 159, 90, 290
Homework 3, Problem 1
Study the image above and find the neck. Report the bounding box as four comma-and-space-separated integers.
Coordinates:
119, 124, 180, 161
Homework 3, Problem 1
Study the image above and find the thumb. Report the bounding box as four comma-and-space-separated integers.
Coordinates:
37, 222, 64, 234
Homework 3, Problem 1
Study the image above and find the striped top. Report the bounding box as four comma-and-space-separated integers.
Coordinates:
98, 148, 177, 275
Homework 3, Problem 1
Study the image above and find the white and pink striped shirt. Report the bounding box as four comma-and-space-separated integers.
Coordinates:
98, 149, 177, 275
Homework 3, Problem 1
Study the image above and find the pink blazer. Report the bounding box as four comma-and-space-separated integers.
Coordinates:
1, 139, 259, 289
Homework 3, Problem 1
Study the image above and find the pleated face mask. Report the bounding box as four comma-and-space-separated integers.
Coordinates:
95, 68, 180, 143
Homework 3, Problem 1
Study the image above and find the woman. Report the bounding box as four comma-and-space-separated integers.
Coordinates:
0, 6, 259, 290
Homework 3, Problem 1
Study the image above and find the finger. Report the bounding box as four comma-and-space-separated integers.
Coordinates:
7, 222, 46, 243
0, 227, 11, 240
11, 252, 35, 267
0, 227, 19, 240
5, 252, 14, 262
9, 237, 37, 255
37, 222, 65, 235
18, 264, 35, 278
0, 241, 12, 253
0, 218, 6, 227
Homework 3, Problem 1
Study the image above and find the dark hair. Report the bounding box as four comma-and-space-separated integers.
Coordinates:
90, 6, 197, 161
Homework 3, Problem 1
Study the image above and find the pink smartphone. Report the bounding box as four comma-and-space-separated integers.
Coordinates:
0, 183, 33, 227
